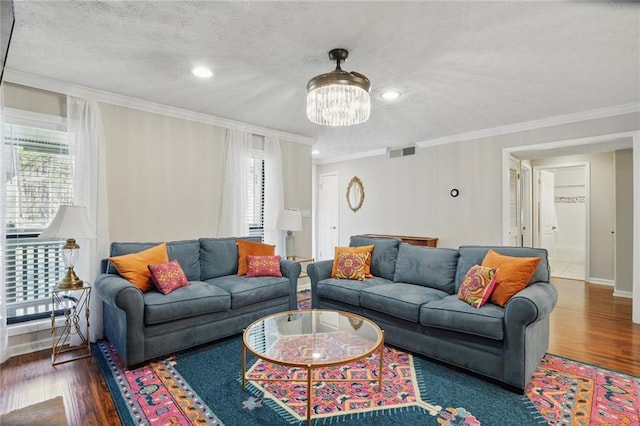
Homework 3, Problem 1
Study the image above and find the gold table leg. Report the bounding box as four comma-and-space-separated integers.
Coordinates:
378, 330, 385, 391
307, 364, 312, 426
241, 331, 246, 391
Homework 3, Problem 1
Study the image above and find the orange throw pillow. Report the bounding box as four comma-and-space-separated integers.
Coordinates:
331, 245, 374, 278
481, 249, 540, 307
237, 240, 276, 276
108, 242, 169, 292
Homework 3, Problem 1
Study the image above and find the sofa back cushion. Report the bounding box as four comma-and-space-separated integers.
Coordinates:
349, 236, 400, 281
393, 244, 459, 293
108, 240, 201, 281
455, 246, 550, 292
200, 236, 261, 280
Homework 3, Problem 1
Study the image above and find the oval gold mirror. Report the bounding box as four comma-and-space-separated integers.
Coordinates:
346, 176, 365, 212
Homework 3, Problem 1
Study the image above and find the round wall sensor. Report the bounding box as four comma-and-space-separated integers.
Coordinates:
450, 188, 459, 198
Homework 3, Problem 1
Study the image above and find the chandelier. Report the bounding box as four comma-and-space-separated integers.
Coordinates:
306, 48, 371, 127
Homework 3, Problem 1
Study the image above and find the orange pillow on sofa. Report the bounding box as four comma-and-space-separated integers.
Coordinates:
331, 245, 374, 278
108, 242, 169, 292
481, 249, 540, 307
237, 240, 275, 275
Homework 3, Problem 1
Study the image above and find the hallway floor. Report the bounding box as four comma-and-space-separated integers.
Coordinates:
549, 259, 585, 281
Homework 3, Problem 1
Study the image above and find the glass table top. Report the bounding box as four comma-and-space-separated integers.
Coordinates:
243, 309, 383, 367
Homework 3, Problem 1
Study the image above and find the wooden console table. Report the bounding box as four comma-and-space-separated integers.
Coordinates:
358, 234, 438, 247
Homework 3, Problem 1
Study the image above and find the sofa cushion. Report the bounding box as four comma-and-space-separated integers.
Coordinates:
316, 277, 393, 306
361, 283, 449, 323
393, 244, 459, 293
200, 237, 260, 280
206, 275, 290, 309
420, 295, 505, 340
455, 246, 550, 292
331, 245, 374, 278
246, 255, 282, 277
143, 281, 230, 325
108, 243, 169, 292
148, 259, 189, 295
457, 264, 497, 308
482, 250, 541, 307
237, 240, 276, 275
108, 240, 201, 281
349, 236, 400, 281
335, 252, 370, 281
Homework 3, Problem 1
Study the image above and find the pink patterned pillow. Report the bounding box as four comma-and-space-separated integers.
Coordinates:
457, 264, 498, 308
148, 259, 189, 295
246, 255, 282, 277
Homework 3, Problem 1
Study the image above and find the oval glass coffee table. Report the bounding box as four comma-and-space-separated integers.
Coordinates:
242, 309, 385, 425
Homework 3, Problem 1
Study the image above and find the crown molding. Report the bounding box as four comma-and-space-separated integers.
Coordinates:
4, 69, 315, 145
313, 148, 387, 165
416, 102, 640, 148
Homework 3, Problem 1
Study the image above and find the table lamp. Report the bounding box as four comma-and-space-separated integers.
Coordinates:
276, 209, 302, 260
39, 205, 95, 289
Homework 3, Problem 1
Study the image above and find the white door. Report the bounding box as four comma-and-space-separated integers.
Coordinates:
539, 170, 557, 255
520, 164, 533, 247
507, 156, 521, 246
318, 173, 339, 261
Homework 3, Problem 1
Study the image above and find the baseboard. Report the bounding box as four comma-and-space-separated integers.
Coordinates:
588, 278, 615, 286
613, 289, 633, 299
9, 336, 55, 359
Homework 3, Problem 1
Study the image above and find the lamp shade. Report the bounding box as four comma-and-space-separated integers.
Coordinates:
39, 205, 95, 239
276, 209, 302, 232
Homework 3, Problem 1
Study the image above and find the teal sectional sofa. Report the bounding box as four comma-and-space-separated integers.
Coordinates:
94, 237, 300, 367
307, 236, 558, 392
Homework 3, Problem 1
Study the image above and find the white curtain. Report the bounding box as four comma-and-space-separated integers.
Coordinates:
263, 137, 285, 254
67, 96, 110, 342
0, 86, 8, 363
218, 129, 252, 237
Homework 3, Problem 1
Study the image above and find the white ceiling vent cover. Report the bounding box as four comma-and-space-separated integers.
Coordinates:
388, 146, 416, 158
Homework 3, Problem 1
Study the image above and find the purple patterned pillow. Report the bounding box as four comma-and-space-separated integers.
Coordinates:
246, 255, 282, 277
457, 264, 498, 308
148, 259, 189, 295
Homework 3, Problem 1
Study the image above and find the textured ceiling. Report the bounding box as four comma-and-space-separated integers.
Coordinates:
6, 1, 640, 160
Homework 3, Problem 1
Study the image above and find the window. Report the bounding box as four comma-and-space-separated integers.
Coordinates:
248, 153, 265, 241
3, 121, 73, 323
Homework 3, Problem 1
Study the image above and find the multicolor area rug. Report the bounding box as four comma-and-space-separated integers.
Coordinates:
92, 295, 640, 425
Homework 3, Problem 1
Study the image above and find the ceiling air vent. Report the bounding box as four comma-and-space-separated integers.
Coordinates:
388, 145, 416, 159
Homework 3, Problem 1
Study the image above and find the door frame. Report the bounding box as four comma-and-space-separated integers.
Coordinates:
532, 162, 590, 281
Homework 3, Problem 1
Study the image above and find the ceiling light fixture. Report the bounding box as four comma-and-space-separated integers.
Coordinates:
192, 66, 213, 78
381, 90, 400, 101
306, 48, 371, 127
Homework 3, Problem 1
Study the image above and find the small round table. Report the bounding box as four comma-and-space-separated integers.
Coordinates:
242, 309, 385, 425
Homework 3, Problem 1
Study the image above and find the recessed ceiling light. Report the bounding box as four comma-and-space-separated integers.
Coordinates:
312, 150, 320, 155
192, 66, 213, 78
381, 90, 400, 101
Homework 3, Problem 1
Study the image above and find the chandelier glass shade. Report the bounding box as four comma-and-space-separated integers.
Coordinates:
306, 49, 371, 127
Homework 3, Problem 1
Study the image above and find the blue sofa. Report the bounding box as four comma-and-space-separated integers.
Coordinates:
94, 236, 300, 367
307, 236, 558, 392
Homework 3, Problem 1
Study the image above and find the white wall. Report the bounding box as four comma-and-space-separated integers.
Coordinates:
316, 113, 639, 256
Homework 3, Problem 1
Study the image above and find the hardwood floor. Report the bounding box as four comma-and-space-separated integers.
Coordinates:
1, 279, 639, 425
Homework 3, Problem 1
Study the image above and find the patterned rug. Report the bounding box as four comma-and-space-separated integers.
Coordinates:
92, 293, 640, 425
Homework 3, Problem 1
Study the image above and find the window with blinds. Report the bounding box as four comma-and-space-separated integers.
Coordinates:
248, 154, 265, 241
3, 123, 73, 323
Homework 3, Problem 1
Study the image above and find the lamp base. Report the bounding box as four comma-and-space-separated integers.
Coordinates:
58, 267, 84, 289
285, 231, 296, 260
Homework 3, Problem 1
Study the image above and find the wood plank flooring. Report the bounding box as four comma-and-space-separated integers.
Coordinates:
1, 278, 639, 425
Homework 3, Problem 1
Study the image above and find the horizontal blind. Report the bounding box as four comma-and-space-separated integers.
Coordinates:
4, 123, 73, 322
247, 154, 265, 241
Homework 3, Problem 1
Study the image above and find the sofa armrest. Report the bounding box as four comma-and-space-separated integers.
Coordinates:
94, 273, 146, 365
504, 281, 558, 325
94, 273, 144, 310
280, 259, 301, 310
307, 260, 333, 308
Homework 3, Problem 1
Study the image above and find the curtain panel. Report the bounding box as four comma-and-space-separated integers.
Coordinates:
67, 96, 110, 342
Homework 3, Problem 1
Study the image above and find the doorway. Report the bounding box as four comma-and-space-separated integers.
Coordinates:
533, 164, 589, 281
